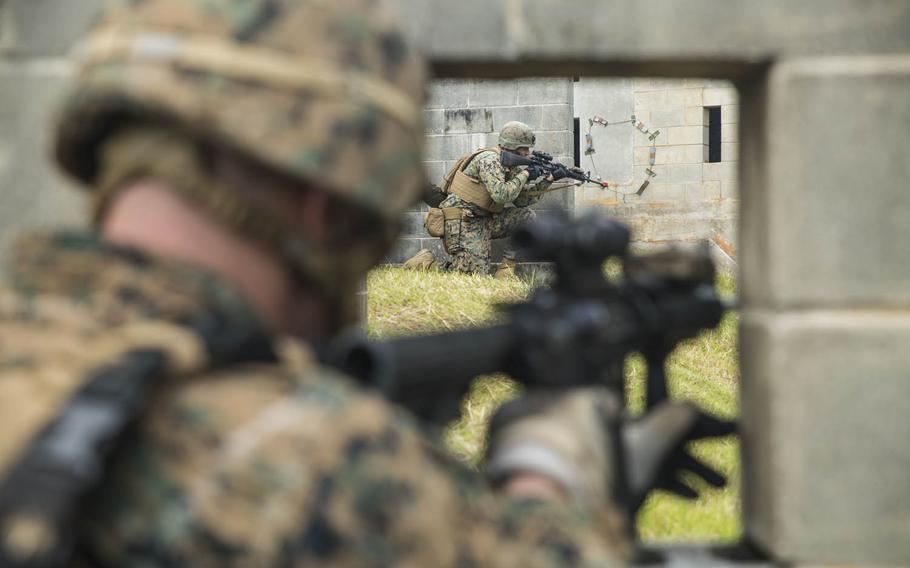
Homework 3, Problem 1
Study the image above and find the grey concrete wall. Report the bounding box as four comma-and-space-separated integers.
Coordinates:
738, 56, 910, 565
388, 77, 575, 264
0, 0, 98, 270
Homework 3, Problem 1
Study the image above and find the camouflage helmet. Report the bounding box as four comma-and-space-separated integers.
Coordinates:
498, 121, 536, 150
53, 0, 427, 307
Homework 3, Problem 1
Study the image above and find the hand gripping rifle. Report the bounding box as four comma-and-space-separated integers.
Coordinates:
501, 150, 610, 189
326, 212, 726, 426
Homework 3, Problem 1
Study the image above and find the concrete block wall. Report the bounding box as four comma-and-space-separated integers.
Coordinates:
738, 56, 910, 565
388, 78, 575, 264
575, 77, 739, 257
0, 0, 98, 271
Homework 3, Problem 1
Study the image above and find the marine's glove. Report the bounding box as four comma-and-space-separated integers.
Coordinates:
524, 164, 545, 181
485, 388, 736, 515
551, 165, 571, 181
620, 401, 736, 513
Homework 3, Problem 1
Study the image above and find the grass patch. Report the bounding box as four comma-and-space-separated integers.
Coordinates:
368, 266, 740, 543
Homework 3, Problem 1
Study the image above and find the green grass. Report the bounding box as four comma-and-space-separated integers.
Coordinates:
367, 266, 740, 543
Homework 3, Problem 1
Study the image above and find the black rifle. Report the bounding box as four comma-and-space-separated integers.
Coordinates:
501, 150, 610, 189
326, 212, 726, 426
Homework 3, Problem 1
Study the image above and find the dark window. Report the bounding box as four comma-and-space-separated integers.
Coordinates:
573, 117, 581, 168
706, 106, 722, 163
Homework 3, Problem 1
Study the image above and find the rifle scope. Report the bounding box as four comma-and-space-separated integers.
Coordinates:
512, 213, 630, 263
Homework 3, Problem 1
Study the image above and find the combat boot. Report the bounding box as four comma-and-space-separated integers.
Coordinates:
494, 257, 517, 279
402, 249, 437, 271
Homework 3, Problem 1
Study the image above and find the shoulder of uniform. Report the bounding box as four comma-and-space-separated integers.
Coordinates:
473, 149, 500, 162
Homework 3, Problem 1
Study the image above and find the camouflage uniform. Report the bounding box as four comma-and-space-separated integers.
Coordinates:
440, 151, 550, 275
0, 233, 626, 566
0, 0, 630, 565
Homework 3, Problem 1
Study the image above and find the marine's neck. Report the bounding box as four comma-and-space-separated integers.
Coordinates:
99, 179, 294, 333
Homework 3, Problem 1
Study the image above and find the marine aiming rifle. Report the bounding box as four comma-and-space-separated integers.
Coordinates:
326, 212, 727, 426
501, 150, 610, 189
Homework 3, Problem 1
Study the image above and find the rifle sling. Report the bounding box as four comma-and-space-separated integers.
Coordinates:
0, 314, 277, 567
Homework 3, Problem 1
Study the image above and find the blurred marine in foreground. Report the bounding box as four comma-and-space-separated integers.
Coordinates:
0, 0, 730, 566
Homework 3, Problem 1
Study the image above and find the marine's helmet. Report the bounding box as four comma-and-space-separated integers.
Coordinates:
53, 0, 427, 318
498, 121, 536, 150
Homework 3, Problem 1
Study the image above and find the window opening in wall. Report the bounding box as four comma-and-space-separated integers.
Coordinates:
705, 106, 722, 163
573, 117, 581, 168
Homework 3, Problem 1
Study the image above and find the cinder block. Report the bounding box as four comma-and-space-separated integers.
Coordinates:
2, 0, 105, 56
650, 78, 684, 91
685, 106, 705, 125
667, 164, 703, 183
481, 132, 500, 148
424, 134, 473, 161
517, 78, 573, 105
385, 237, 423, 264
685, 180, 721, 201
704, 87, 738, 106
632, 182, 684, 202
423, 161, 446, 184
469, 80, 519, 107
444, 108, 493, 134
634, 90, 668, 110
657, 144, 707, 165
703, 161, 737, 181
428, 79, 470, 110
667, 88, 704, 107
424, 109, 445, 135
492, 106, 542, 130
400, 211, 427, 238
668, 125, 704, 145
649, 108, 686, 127
741, 310, 910, 565
539, 104, 573, 131
740, 56, 910, 309
534, 130, 572, 157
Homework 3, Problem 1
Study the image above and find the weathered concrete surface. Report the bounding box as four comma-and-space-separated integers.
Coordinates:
574, 78, 633, 182
391, 0, 910, 77
740, 56, 910, 310
0, 0, 105, 56
740, 310, 910, 565
0, 62, 85, 267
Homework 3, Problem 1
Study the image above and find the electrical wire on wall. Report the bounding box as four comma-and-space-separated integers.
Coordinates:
585, 114, 661, 196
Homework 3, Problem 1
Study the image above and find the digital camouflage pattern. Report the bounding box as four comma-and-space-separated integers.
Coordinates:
0, 233, 628, 566
440, 150, 549, 274
442, 206, 535, 274
55, 0, 428, 227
